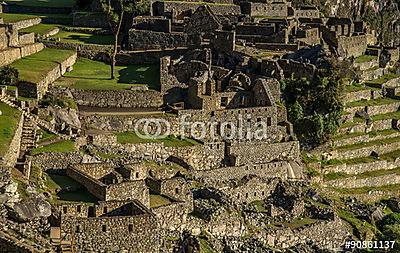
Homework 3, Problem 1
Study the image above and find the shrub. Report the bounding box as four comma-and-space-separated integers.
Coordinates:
0, 66, 19, 86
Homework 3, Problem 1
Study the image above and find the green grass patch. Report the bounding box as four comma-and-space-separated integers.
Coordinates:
366, 73, 400, 85
324, 167, 400, 181
54, 58, 160, 91
37, 129, 57, 144
150, 194, 172, 208
355, 55, 377, 64
51, 30, 114, 45
280, 217, 318, 229
0, 13, 39, 23
5, 0, 75, 8
44, 173, 97, 204
371, 110, 400, 121
337, 209, 377, 238
0, 13, 72, 24
31, 139, 75, 155
116, 132, 201, 147
11, 48, 76, 84
346, 97, 400, 107
20, 23, 58, 35
0, 102, 21, 156
336, 136, 400, 152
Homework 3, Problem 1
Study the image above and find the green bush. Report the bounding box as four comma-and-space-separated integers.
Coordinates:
0, 66, 19, 86
281, 74, 344, 148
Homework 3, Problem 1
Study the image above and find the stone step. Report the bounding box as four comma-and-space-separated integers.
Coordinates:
332, 129, 400, 148
325, 167, 400, 188
331, 136, 400, 160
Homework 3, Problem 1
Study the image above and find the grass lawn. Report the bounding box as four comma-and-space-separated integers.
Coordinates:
366, 73, 400, 85
5, 0, 75, 8
0, 13, 72, 24
371, 110, 400, 121
346, 97, 400, 107
116, 132, 201, 147
336, 136, 400, 151
20, 23, 58, 35
355, 55, 377, 64
44, 173, 97, 203
55, 58, 160, 91
11, 48, 76, 84
150, 194, 172, 208
0, 13, 39, 23
324, 167, 400, 181
51, 30, 114, 45
37, 129, 58, 144
0, 102, 21, 156
31, 139, 75, 155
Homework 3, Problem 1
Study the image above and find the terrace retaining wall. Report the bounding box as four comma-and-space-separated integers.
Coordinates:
2, 113, 23, 167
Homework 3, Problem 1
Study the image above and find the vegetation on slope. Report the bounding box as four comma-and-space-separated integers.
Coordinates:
281, 74, 344, 148
0, 102, 21, 156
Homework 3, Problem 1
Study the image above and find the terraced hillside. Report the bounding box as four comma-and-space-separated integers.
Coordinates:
315, 73, 400, 200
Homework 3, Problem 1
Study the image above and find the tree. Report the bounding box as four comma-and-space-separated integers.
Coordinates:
0, 66, 19, 86
100, 0, 133, 79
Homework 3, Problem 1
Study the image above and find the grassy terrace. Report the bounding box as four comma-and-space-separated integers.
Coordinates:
150, 194, 172, 208
117, 132, 201, 147
334, 183, 400, 195
324, 167, 400, 181
51, 30, 114, 45
336, 136, 400, 151
344, 82, 380, 93
11, 48, 76, 84
333, 129, 399, 141
371, 110, 400, 121
323, 149, 400, 167
354, 55, 377, 64
366, 73, 400, 85
0, 13, 72, 24
5, 0, 75, 8
346, 96, 400, 107
0, 102, 21, 156
55, 58, 160, 91
31, 140, 75, 155
20, 23, 58, 34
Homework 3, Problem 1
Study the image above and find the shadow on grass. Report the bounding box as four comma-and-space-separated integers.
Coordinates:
66, 34, 113, 45
118, 65, 160, 91
48, 174, 98, 203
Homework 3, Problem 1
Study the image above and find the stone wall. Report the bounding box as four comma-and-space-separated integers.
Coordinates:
66, 166, 107, 200
8, 18, 41, 30
337, 35, 368, 58
61, 214, 159, 252
152, 201, 191, 232
128, 30, 188, 50
264, 218, 349, 250
333, 140, 400, 160
241, 2, 288, 17
192, 161, 291, 185
17, 51, 76, 99
2, 112, 23, 167
322, 160, 397, 175
106, 180, 150, 207
327, 173, 400, 188
229, 141, 300, 166
343, 88, 382, 104
72, 89, 162, 108
32, 152, 83, 171
152, 1, 241, 17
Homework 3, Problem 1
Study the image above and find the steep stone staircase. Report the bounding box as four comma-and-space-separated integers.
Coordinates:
318, 75, 400, 196
50, 227, 73, 253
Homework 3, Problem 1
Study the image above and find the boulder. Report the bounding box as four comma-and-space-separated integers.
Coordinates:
8, 197, 52, 222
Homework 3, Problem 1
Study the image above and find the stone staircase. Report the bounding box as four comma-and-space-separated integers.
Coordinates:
50, 227, 74, 253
